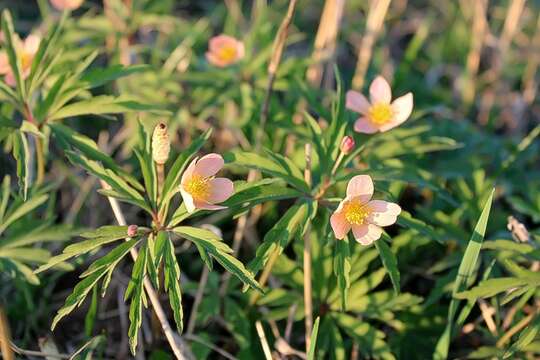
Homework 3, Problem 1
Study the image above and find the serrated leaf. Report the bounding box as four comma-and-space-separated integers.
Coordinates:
163, 236, 183, 332
0, 193, 48, 235
127, 242, 147, 354
1, 10, 25, 98
375, 236, 400, 294
172, 226, 262, 292
12, 131, 30, 200
333, 237, 351, 310
307, 317, 320, 360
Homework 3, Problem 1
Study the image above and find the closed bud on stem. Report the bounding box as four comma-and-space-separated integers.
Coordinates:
152, 123, 170, 165
340, 136, 355, 154
127, 225, 138, 237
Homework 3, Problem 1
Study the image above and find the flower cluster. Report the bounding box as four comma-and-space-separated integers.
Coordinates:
330, 76, 412, 245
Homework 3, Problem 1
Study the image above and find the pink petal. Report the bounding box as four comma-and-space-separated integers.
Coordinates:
346, 175, 373, 203
180, 188, 196, 213
209, 34, 236, 52
208, 178, 234, 203
180, 157, 198, 186
235, 41, 245, 59
206, 51, 227, 67
194, 200, 227, 211
23, 35, 41, 55
5, 72, 15, 87
352, 224, 382, 245
330, 210, 351, 240
354, 117, 379, 134
367, 200, 401, 226
369, 75, 392, 104
194, 153, 224, 177
390, 92, 413, 125
0, 52, 10, 74
346, 90, 370, 114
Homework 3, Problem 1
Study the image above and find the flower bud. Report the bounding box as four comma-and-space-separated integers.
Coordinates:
340, 136, 355, 154
127, 225, 138, 237
152, 123, 170, 165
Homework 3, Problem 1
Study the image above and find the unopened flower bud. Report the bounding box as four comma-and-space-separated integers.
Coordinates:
152, 123, 170, 165
340, 136, 355, 154
127, 225, 138, 237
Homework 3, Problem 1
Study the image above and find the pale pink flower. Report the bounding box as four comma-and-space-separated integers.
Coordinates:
180, 153, 234, 213
0, 34, 41, 87
346, 76, 413, 134
50, 0, 84, 10
339, 136, 355, 154
330, 175, 401, 245
206, 34, 244, 68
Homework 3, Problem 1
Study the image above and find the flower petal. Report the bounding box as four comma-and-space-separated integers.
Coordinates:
0, 52, 10, 74
389, 92, 413, 125
23, 35, 40, 55
180, 188, 196, 213
194, 200, 227, 211
208, 177, 234, 203
330, 210, 351, 240
180, 157, 198, 186
346, 175, 373, 203
352, 224, 382, 245
353, 117, 379, 134
194, 153, 225, 177
369, 75, 392, 104
235, 41, 245, 59
206, 51, 227, 67
367, 200, 401, 226
209, 34, 235, 52
346, 90, 370, 114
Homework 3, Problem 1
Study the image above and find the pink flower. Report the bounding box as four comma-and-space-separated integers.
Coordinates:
206, 34, 244, 68
0, 34, 40, 87
330, 175, 401, 245
50, 0, 84, 10
180, 153, 234, 213
346, 76, 413, 134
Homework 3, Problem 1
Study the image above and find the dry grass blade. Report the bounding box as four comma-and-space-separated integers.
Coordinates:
352, 0, 391, 90
0, 306, 14, 360
303, 143, 313, 352
522, 13, 540, 104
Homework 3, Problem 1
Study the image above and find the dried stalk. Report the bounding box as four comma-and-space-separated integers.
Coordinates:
306, 0, 345, 86
522, 13, 540, 105
0, 306, 14, 360
255, 321, 273, 360
352, 0, 391, 90
462, 0, 489, 105
100, 181, 193, 360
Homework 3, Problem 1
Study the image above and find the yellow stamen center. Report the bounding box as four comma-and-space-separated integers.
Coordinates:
184, 175, 211, 200
343, 200, 371, 225
20, 52, 33, 71
368, 103, 393, 125
217, 45, 237, 62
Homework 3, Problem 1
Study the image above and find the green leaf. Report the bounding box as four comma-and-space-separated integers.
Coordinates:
127, 242, 147, 354
397, 210, 442, 244
172, 226, 262, 292
50, 123, 143, 191
48, 95, 169, 121
1, 10, 25, 98
503, 315, 540, 359
78, 64, 150, 89
163, 235, 183, 332
0, 194, 48, 235
12, 131, 30, 200
224, 151, 309, 192
248, 202, 309, 275
433, 189, 494, 360
307, 317, 321, 360
455, 277, 531, 300
375, 236, 400, 294
333, 237, 351, 310
84, 287, 98, 337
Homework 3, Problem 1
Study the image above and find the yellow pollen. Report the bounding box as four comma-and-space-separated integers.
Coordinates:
343, 201, 371, 225
185, 175, 211, 200
20, 52, 32, 71
217, 45, 237, 62
368, 103, 393, 125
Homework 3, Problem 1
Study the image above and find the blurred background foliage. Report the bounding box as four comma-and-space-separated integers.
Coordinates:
0, 0, 539, 359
